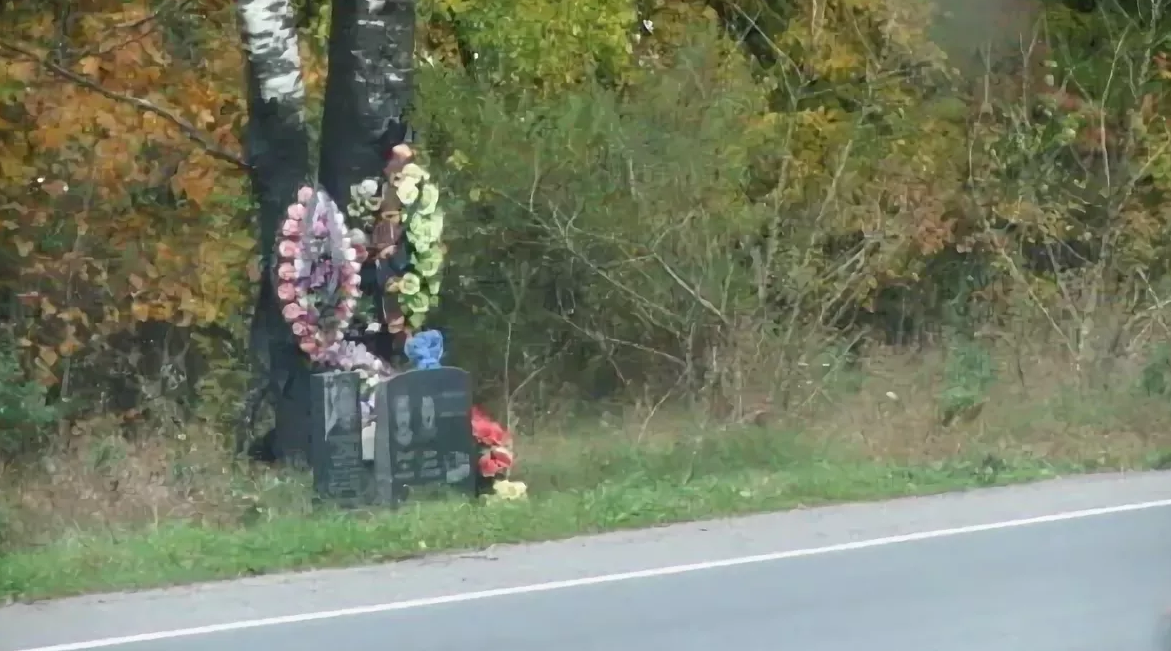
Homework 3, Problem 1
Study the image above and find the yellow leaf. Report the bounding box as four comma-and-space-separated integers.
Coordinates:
246, 257, 261, 282
40, 297, 57, 316
58, 336, 81, 357
34, 367, 58, 387
150, 302, 174, 321
131, 302, 150, 322
14, 237, 33, 257
128, 274, 144, 291
8, 60, 37, 82
37, 345, 59, 367
447, 150, 469, 170
79, 56, 102, 76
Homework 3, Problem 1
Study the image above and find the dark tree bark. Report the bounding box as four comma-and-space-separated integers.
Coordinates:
317, 0, 415, 208
318, 0, 417, 372
237, 0, 312, 461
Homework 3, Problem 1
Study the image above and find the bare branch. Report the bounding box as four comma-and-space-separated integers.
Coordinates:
650, 251, 730, 327
76, 0, 196, 59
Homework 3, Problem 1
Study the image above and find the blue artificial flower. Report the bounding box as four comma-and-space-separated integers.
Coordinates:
405, 330, 444, 369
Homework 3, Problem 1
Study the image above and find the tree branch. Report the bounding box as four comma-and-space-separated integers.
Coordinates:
0, 40, 250, 170
81, 0, 196, 58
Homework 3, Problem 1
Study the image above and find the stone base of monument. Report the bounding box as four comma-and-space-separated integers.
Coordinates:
308, 367, 478, 507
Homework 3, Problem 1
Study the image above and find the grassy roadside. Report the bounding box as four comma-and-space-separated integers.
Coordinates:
0, 440, 1109, 603
6, 343, 1171, 603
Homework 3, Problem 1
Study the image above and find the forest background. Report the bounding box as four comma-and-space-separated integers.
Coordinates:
4, 0, 1171, 598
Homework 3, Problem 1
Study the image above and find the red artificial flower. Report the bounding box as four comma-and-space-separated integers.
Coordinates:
478, 447, 513, 477
471, 406, 511, 447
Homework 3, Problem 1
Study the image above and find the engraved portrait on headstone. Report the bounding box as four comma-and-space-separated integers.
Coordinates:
372, 367, 477, 502
393, 393, 412, 447
309, 371, 369, 507
420, 395, 436, 441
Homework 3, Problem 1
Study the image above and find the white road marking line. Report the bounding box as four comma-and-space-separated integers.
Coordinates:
15, 496, 1171, 651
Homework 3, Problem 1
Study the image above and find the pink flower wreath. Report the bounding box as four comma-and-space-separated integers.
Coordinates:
275, 185, 392, 429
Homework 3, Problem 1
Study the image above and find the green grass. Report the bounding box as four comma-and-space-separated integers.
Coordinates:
0, 441, 1085, 602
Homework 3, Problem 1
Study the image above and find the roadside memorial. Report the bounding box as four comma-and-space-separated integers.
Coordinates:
284, 145, 522, 507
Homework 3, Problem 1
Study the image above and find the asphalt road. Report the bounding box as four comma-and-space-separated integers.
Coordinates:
5, 471, 1171, 651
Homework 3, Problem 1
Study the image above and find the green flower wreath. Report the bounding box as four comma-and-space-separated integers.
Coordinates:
392, 163, 446, 329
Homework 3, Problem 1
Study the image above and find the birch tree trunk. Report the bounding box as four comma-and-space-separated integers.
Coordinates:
317, 0, 415, 208
237, 0, 311, 460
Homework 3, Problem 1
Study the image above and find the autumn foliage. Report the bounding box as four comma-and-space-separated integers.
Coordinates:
2, 0, 1171, 459
1, 0, 252, 423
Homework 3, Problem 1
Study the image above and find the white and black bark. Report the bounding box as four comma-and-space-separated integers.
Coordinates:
237, 0, 312, 459
317, 0, 415, 207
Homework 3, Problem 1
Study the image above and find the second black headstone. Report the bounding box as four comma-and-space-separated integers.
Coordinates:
373, 367, 476, 504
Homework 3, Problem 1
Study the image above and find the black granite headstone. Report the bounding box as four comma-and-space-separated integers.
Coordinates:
373, 367, 476, 503
309, 371, 371, 507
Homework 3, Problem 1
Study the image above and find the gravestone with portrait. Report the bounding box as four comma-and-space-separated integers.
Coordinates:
308, 370, 371, 507
373, 366, 476, 504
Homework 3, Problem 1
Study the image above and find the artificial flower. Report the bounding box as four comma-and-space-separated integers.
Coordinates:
399, 272, 422, 295
277, 263, 297, 281
403, 292, 429, 313
281, 303, 305, 321
288, 203, 307, 220
492, 480, 527, 501
396, 180, 419, 205
276, 282, 296, 302
417, 183, 439, 215
414, 250, 442, 277
471, 408, 510, 447
297, 186, 314, 203
401, 163, 429, 182
478, 447, 513, 477
358, 178, 379, 197
277, 240, 300, 258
